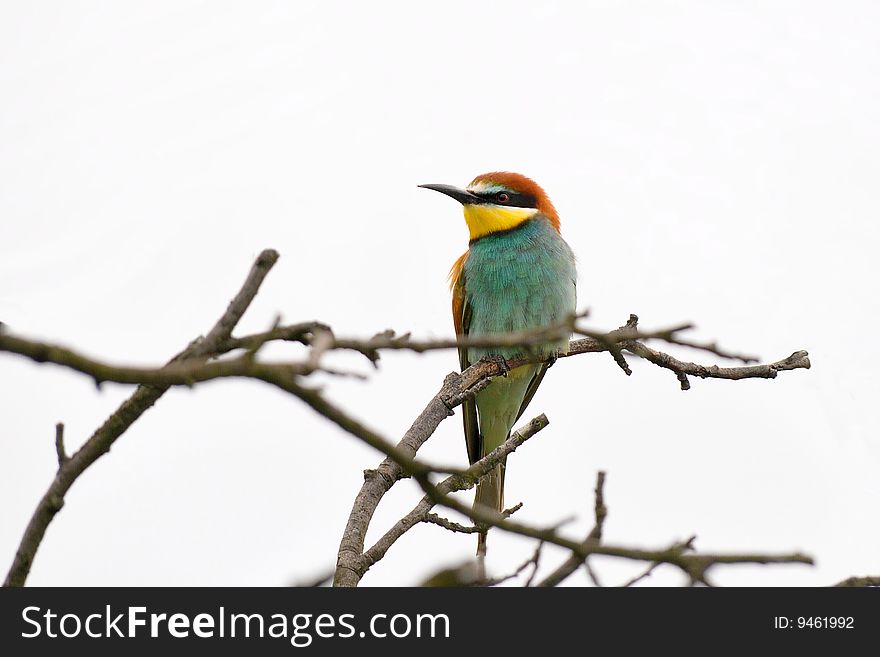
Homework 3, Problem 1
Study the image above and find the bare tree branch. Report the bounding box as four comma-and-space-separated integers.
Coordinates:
537, 471, 608, 587
621, 341, 810, 390
219, 321, 331, 355
523, 544, 545, 587
349, 416, 551, 585
422, 514, 481, 534
0, 313, 810, 395
53, 423, 68, 469
0, 241, 813, 588
423, 503, 523, 536
832, 575, 880, 587
485, 542, 544, 587
432, 475, 811, 588
584, 560, 603, 587
620, 537, 697, 587
335, 403, 813, 589
332, 371, 470, 587
2, 249, 279, 587
523, 469, 806, 587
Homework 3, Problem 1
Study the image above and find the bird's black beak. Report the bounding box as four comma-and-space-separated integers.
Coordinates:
418, 183, 486, 205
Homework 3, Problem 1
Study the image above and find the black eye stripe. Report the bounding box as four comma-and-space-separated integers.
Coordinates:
472, 191, 538, 208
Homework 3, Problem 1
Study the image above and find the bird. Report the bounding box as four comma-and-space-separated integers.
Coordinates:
419, 172, 577, 556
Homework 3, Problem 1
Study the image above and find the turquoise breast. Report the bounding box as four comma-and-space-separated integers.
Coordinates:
463, 216, 577, 362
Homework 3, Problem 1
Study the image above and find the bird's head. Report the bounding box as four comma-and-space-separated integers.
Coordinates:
420, 172, 560, 242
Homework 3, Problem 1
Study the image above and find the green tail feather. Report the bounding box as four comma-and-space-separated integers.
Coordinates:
474, 462, 505, 556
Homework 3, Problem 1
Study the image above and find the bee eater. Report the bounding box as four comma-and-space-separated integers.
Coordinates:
420, 172, 577, 555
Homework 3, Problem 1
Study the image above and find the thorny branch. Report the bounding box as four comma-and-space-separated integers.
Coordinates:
0, 247, 821, 588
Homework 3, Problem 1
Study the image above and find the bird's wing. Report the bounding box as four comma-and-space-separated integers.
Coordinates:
451, 252, 481, 465
516, 275, 576, 423
517, 274, 575, 423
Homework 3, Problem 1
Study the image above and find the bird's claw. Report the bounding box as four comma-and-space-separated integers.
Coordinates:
486, 354, 510, 376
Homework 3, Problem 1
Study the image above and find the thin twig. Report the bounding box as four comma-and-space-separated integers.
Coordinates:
583, 471, 608, 586
538, 471, 607, 587
53, 423, 67, 468
620, 536, 697, 587
423, 514, 481, 534
423, 502, 524, 536
502, 502, 524, 518
219, 321, 331, 354
589, 471, 608, 542
584, 561, 603, 587
523, 544, 545, 587
485, 542, 544, 587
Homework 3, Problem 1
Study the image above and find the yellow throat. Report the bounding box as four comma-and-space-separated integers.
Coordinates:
462, 204, 539, 241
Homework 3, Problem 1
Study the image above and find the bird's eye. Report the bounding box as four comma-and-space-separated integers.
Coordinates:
495, 192, 510, 203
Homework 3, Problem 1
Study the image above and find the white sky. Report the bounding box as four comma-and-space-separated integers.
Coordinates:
1, 1, 878, 587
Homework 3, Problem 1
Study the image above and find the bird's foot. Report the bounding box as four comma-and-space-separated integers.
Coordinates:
484, 354, 510, 376
545, 354, 558, 369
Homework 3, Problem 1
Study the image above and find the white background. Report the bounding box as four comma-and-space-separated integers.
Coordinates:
1, 1, 878, 586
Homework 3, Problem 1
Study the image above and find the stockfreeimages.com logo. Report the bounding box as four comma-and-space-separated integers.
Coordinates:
21, 606, 450, 647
